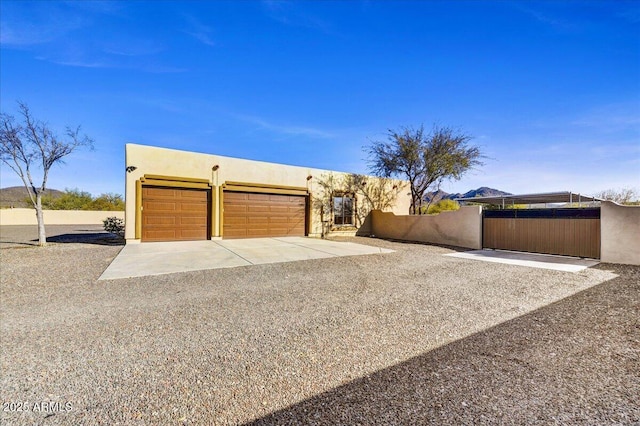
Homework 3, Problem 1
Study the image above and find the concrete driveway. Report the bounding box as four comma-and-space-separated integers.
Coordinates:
445, 249, 599, 272
99, 236, 393, 280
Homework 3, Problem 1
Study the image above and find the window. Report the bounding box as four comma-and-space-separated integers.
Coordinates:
333, 194, 354, 226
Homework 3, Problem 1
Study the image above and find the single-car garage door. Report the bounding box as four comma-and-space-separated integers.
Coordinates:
223, 191, 306, 239
142, 186, 209, 242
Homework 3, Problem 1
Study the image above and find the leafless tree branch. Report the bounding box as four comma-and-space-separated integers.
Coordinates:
0, 101, 94, 246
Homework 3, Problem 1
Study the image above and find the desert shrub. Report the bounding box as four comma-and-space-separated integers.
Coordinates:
30, 188, 125, 210
103, 216, 125, 237
91, 193, 125, 210
40, 188, 93, 210
425, 199, 460, 215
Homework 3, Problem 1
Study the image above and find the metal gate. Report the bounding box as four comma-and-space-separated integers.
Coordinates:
483, 208, 600, 259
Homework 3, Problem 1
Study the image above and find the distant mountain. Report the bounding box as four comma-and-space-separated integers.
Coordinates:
425, 187, 512, 202
0, 186, 64, 208
459, 187, 512, 199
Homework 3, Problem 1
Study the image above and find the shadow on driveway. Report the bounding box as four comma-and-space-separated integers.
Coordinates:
0, 225, 124, 248
246, 264, 639, 425
45, 232, 124, 246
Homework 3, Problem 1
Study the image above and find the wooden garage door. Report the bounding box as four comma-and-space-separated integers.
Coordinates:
223, 191, 306, 239
142, 186, 209, 242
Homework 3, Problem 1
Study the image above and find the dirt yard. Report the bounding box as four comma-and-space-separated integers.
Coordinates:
1, 225, 638, 425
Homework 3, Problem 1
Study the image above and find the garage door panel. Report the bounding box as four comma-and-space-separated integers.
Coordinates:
224, 205, 247, 214
224, 216, 247, 225
269, 228, 289, 235
145, 216, 176, 226
289, 219, 305, 227
144, 229, 177, 240
248, 205, 270, 213
268, 206, 290, 214
223, 190, 306, 239
180, 202, 208, 213
269, 216, 288, 224
179, 191, 208, 200
248, 193, 271, 202
223, 229, 247, 238
142, 186, 209, 242
248, 216, 269, 224
145, 201, 178, 212
179, 216, 207, 225
225, 192, 248, 201
145, 187, 177, 199
179, 229, 207, 239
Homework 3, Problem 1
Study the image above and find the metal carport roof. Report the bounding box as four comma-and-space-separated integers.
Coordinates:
455, 191, 602, 206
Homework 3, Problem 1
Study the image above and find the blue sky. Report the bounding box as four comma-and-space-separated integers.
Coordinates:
1, 0, 639, 197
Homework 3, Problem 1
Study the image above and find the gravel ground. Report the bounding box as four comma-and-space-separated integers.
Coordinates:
0, 224, 123, 248
0, 226, 638, 425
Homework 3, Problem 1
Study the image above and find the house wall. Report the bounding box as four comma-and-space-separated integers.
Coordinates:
601, 201, 640, 265
370, 206, 483, 249
0, 208, 124, 225
125, 143, 411, 241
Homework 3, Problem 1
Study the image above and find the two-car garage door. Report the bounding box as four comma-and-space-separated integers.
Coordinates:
141, 186, 306, 241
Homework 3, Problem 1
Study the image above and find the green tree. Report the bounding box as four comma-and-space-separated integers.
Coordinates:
1, 102, 93, 245
367, 125, 483, 214
33, 189, 125, 210
423, 199, 460, 215
91, 193, 125, 211
42, 188, 93, 210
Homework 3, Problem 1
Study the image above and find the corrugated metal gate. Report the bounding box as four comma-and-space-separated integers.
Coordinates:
482, 208, 600, 259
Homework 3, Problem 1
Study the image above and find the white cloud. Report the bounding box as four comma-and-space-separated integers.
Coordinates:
261, 0, 333, 33
0, 7, 86, 46
102, 40, 164, 57
232, 113, 334, 139
513, 3, 580, 32
570, 102, 640, 132
182, 15, 216, 47
2, 2, 181, 73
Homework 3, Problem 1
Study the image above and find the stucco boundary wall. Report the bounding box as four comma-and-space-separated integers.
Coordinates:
370, 206, 483, 250
601, 201, 640, 266
0, 209, 124, 226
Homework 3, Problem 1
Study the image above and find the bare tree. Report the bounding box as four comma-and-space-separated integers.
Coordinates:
1, 102, 93, 246
312, 172, 401, 237
367, 125, 483, 214
594, 188, 639, 205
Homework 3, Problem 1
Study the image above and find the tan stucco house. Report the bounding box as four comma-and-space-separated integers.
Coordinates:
124, 144, 410, 243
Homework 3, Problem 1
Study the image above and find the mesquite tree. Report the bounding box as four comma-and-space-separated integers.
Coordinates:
0, 102, 93, 246
367, 125, 483, 214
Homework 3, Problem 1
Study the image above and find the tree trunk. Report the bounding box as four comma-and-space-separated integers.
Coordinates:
35, 193, 47, 246
410, 190, 417, 215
